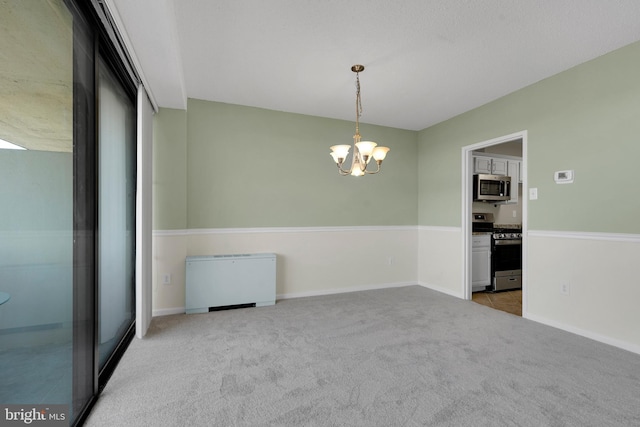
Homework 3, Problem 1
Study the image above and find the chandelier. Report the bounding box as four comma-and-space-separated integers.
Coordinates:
330, 65, 390, 176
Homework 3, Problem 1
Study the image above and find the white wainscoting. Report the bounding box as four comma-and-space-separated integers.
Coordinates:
152, 226, 418, 316
417, 226, 464, 298
527, 230, 640, 354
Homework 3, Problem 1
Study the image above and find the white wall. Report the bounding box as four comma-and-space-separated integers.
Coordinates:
152, 227, 418, 315
417, 227, 464, 298
527, 231, 640, 354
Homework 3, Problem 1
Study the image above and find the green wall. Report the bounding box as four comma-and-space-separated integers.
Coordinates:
153, 41, 640, 233
153, 100, 418, 229
153, 108, 187, 230
418, 41, 640, 233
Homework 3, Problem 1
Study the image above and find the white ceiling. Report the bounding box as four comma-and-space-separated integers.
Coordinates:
111, 0, 640, 131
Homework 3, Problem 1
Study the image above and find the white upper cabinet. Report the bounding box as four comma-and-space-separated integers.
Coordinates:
474, 157, 492, 174
491, 158, 508, 175
473, 156, 508, 176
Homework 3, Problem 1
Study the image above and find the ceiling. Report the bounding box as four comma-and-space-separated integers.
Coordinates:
114, 1, 640, 131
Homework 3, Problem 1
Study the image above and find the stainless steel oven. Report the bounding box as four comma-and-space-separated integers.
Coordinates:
491, 227, 522, 291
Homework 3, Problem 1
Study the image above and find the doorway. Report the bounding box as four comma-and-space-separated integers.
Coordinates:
461, 131, 528, 317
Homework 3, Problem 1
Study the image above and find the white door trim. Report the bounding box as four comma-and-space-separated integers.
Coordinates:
135, 85, 154, 338
461, 131, 528, 316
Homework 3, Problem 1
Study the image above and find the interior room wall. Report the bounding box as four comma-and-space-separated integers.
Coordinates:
152, 100, 419, 313
417, 41, 640, 352
185, 99, 418, 228
152, 108, 187, 231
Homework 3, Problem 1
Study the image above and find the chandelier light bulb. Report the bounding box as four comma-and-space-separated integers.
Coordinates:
372, 146, 390, 162
355, 141, 377, 159
330, 144, 350, 159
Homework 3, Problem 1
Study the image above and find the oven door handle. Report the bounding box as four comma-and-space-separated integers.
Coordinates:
493, 239, 522, 245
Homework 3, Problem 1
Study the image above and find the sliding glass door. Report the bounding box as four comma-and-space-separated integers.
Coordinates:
0, 0, 75, 411
97, 58, 136, 371
0, 1, 138, 425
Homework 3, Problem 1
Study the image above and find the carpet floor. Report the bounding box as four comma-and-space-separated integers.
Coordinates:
85, 286, 640, 426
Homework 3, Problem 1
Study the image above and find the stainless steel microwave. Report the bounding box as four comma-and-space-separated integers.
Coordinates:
473, 174, 511, 202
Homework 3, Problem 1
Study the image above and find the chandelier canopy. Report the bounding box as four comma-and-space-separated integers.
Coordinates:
330, 65, 389, 176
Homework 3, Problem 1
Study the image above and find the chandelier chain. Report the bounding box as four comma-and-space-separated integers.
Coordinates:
355, 72, 362, 136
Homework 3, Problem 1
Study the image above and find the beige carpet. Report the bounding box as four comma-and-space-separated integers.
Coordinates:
85, 286, 640, 426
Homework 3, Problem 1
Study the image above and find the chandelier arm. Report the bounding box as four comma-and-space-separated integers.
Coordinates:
336, 164, 352, 175
363, 163, 381, 174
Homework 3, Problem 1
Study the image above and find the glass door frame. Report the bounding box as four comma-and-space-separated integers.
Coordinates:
95, 48, 138, 387
66, 0, 139, 424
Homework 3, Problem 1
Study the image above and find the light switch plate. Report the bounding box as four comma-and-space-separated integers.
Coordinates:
529, 188, 538, 200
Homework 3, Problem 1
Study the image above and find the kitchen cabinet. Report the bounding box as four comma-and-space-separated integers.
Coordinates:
472, 234, 491, 292
505, 160, 519, 204
474, 156, 507, 176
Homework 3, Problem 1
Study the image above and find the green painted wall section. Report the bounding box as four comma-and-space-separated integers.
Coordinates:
185, 99, 417, 228
151, 100, 418, 229
152, 108, 187, 230
418, 41, 640, 233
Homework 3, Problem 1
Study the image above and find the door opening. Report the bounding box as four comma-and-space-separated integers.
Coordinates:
461, 131, 527, 317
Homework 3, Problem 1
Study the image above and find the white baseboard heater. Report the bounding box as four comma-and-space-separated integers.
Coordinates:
185, 253, 276, 314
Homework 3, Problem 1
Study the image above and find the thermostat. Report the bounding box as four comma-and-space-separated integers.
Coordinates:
554, 170, 574, 184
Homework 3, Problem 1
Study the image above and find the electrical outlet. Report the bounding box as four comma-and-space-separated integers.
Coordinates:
560, 283, 570, 295
162, 274, 171, 285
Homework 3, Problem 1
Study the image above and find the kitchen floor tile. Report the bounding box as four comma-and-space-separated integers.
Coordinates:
472, 290, 522, 316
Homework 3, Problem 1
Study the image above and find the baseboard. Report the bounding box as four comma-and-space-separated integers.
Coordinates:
418, 282, 464, 299
152, 307, 185, 317
525, 313, 640, 356
154, 225, 417, 236
276, 282, 417, 301
152, 283, 417, 316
